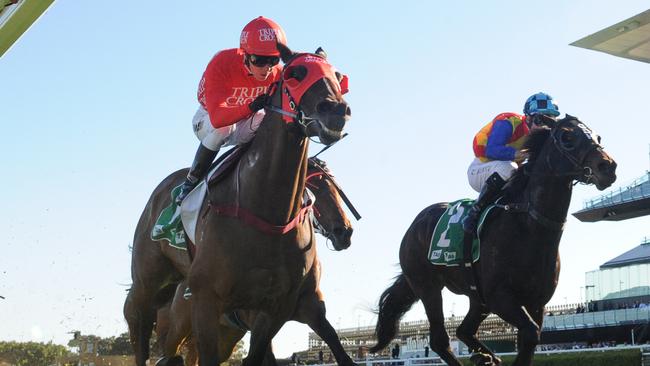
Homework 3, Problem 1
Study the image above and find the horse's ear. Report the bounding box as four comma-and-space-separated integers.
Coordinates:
277, 42, 295, 64
287, 65, 308, 81
315, 46, 327, 59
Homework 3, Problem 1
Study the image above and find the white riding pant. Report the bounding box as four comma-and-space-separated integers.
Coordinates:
467, 158, 517, 192
192, 106, 265, 151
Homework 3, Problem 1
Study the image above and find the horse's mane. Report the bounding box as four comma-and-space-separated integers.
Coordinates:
502, 127, 551, 200
308, 156, 333, 175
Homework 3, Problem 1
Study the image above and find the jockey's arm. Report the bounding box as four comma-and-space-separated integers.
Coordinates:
485, 119, 516, 161
203, 65, 254, 129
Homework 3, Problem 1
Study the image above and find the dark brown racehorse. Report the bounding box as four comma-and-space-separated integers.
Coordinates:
154, 157, 358, 366
182, 45, 350, 366
371, 116, 617, 366
125, 157, 354, 365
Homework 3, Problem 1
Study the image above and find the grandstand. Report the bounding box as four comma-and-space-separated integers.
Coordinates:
573, 170, 650, 222
302, 314, 518, 362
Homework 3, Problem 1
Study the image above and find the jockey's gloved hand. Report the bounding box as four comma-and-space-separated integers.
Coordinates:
249, 94, 270, 112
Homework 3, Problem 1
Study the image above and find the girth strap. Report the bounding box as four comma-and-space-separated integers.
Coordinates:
462, 233, 486, 305
498, 202, 565, 231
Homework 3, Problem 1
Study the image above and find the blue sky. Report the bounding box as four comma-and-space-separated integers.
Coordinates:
1, 0, 650, 358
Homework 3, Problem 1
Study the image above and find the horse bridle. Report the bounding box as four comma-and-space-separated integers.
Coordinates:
265, 53, 331, 140
504, 117, 603, 231
546, 116, 603, 185
308, 158, 362, 221
304, 158, 361, 245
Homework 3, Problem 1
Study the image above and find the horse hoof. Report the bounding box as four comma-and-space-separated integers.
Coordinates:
469, 352, 494, 366
493, 355, 502, 365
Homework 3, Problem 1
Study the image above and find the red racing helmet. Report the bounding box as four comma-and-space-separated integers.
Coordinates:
239, 16, 287, 56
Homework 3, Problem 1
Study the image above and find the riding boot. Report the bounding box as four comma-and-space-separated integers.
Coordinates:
175, 143, 218, 205
461, 172, 506, 235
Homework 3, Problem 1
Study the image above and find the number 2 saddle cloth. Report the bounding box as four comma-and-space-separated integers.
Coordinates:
427, 199, 496, 266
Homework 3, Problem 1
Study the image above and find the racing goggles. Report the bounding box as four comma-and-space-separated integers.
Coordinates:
249, 54, 280, 67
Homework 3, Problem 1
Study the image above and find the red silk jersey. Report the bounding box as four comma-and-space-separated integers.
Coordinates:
197, 48, 281, 128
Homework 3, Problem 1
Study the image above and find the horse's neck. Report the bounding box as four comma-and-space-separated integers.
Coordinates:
525, 172, 574, 228
237, 100, 309, 224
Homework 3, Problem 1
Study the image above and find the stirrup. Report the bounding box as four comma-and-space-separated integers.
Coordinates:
175, 182, 196, 205
461, 211, 480, 234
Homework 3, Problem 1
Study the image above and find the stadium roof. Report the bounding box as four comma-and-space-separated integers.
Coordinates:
573, 171, 650, 222
0, 0, 54, 58
600, 238, 650, 269
571, 9, 650, 63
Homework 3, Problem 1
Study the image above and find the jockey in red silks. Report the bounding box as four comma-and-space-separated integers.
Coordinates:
176, 16, 287, 204
461, 92, 561, 235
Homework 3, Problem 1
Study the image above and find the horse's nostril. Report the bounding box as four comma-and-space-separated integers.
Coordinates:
327, 102, 349, 117
345, 227, 353, 238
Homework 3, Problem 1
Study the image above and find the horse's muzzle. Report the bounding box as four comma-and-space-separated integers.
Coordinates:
332, 226, 353, 251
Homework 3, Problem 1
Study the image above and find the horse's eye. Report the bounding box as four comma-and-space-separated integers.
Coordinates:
560, 131, 576, 150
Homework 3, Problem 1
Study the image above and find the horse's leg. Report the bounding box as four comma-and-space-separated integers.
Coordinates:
417, 287, 463, 366
489, 294, 540, 366
157, 284, 193, 366
185, 337, 198, 366
292, 293, 357, 366
215, 325, 247, 364
520, 305, 545, 364
191, 288, 223, 366
125, 268, 173, 366
455, 299, 501, 364
261, 344, 279, 366
241, 312, 287, 366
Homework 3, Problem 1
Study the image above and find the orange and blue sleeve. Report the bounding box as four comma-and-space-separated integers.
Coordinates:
485, 119, 516, 161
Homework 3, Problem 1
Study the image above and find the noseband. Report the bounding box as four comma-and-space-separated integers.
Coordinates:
265, 53, 346, 142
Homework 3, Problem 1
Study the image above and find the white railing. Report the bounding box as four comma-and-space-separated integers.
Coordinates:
582, 171, 650, 209
310, 345, 648, 366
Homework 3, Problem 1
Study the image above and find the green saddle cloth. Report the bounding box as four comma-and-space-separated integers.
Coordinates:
427, 199, 494, 266
151, 184, 187, 250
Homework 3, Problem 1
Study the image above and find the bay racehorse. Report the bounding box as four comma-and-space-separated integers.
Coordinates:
185, 44, 350, 366
125, 154, 354, 365
371, 116, 616, 366
154, 157, 359, 366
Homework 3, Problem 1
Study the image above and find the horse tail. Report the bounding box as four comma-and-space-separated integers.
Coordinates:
370, 273, 418, 353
